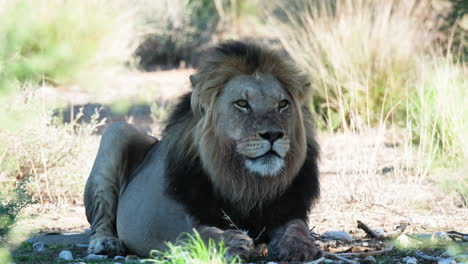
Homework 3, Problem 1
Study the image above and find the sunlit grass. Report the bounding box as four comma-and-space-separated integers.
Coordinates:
147, 232, 238, 264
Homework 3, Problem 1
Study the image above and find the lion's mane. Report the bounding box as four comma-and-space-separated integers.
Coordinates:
162, 41, 320, 242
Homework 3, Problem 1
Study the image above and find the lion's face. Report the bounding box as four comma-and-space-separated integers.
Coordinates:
214, 73, 298, 177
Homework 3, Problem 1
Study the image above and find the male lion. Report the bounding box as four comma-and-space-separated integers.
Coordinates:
84, 41, 322, 261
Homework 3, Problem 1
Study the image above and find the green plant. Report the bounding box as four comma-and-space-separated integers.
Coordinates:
407, 57, 468, 168
272, 0, 436, 131
0, 0, 136, 88
147, 232, 239, 264
0, 179, 34, 238
134, 0, 220, 69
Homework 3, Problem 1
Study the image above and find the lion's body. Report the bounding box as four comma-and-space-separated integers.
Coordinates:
84, 41, 322, 260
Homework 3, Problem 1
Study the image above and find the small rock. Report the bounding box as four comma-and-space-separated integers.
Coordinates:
323, 260, 335, 264
58, 250, 73, 261
362, 256, 376, 264
454, 255, 468, 262
432, 232, 451, 242
114, 255, 125, 261
402, 256, 417, 264
266, 262, 277, 264
362, 242, 369, 247
321, 231, 353, 242
125, 255, 140, 262
437, 258, 455, 264
421, 219, 436, 229
86, 254, 107, 260
32, 242, 44, 252
72, 262, 86, 264
75, 243, 89, 248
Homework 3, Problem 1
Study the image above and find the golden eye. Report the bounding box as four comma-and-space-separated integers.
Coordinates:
279, 99, 289, 109
234, 100, 249, 109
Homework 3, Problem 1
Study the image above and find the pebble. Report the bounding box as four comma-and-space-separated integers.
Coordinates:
114, 255, 126, 261
75, 243, 89, 248
58, 250, 73, 261
433, 232, 452, 242
125, 255, 140, 262
266, 262, 277, 264
362, 256, 376, 264
32, 242, 44, 252
454, 255, 468, 262
320, 231, 353, 242
86, 254, 108, 260
437, 258, 456, 264
402, 256, 418, 264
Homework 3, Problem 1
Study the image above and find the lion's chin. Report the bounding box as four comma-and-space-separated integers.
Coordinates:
245, 154, 285, 177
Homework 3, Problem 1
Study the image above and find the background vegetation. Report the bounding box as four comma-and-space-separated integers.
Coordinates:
0, 0, 466, 262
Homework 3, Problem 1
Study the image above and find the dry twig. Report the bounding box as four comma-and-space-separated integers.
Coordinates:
414, 251, 444, 262
335, 246, 394, 258
357, 220, 407, 239
326, 253, 359, 264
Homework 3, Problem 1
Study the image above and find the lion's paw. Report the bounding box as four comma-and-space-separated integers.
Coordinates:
88, 236, 126, 257
222, 230, 254, 260
268, 229, 323, 262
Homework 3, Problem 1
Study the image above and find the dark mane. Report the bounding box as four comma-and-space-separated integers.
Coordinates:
163, 92, 320, 243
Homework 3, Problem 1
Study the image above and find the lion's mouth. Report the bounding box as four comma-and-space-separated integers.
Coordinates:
247, 150, 281, 161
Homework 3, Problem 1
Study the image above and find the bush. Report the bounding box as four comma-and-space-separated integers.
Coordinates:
0, 90, 103, 204
271, 0, 467, 166
0, 0, 136, 89
408, 57, 468, 167
134, 0, 220, 69
0, 179, 34, 238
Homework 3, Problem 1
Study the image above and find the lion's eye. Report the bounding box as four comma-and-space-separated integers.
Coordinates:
234, 100, 249, 110
278, 99, 289, 110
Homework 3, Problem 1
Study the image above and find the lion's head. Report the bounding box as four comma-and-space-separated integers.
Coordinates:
167, 41, 316, 213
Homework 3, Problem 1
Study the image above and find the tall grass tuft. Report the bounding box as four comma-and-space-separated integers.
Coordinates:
0, 0, 137, 89
271, 0, 467, 167
408, 57, 467, 168
272, 0, 439, 131
148, 231, 238, 264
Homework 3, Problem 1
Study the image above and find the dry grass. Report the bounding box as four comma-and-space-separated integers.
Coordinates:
0, 88, 102, 205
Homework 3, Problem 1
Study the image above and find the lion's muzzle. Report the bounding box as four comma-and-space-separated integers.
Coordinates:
236, 134, 290, 176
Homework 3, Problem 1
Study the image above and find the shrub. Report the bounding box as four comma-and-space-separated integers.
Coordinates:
271, 0, 438, 130
271, 0, 467, 166
0, 179, 34, 238
134, 0, 220, 69
0, 0, 136, 88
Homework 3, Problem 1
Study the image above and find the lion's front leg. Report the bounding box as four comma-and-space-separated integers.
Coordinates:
268, 219, 323, 261
197, 226, 254, 260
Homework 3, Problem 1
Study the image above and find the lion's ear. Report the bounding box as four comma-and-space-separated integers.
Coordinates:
190, 74, 200, 87
296, 80, 312, 104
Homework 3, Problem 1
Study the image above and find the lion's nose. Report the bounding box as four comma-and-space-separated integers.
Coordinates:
259, 131, 284, 143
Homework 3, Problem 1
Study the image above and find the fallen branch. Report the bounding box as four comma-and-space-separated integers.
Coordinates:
414, 251, 444, 262
326, 253, 359, 264
334, 246, 394, 258
446, 231, 468, 242
306, 256, 326, 264
357, 220, 407, 239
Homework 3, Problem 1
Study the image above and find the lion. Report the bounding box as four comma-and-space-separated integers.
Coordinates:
84, 40, 322, 261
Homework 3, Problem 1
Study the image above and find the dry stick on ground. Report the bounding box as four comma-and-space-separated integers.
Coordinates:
334, 246, 395, 258
357, 220, 407, 239
323, 247, 394, 264
446, 231, 468, 242
325, 253, 359, 264
305, 256, 326, 264
414, 251, 445, 262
